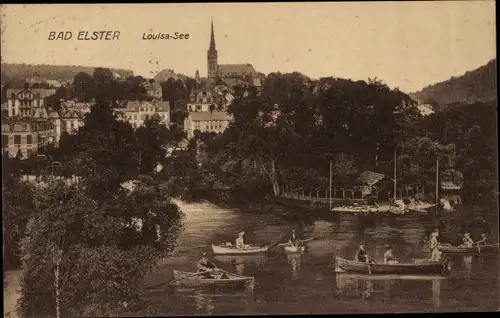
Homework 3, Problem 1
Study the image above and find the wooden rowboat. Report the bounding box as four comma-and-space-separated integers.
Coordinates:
438, 243, 499, 254
212, 244, 269, 255
172, 270, 254, 289
284, 245, 306, 254
335, 257, 447, 275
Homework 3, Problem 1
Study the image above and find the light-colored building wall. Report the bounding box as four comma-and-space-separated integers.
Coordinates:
184, 111, 233, 139
1, 120, 56, 159
6, 88, 56, 117
114, 100, 170, 129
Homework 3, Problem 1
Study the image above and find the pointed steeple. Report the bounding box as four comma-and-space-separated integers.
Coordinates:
209, 19, 216, 50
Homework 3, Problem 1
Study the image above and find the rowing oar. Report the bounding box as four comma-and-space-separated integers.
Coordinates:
167, 270, 220, 285
366, 256, 372, 275
273, 235, 328, 248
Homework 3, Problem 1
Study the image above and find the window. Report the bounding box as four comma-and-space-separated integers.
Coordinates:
14, 135, 21, 144
26, 134, 32, 144
26, 149, 33, 158
10, 93, 15, 99
196, 105, 202, 111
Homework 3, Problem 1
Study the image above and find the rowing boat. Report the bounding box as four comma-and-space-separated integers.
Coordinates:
212, 244, 269, 255
172, 270, 254, 289
284, 245, 306, 253
335, 257, 447, 275
438, 243, 499, 254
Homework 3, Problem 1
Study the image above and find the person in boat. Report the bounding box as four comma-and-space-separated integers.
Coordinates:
355, 242, 374, 263
236, 231, 246, 249
197, 253, 228, 279
430, 246, 443, 262
383, 245, 399, 264
475, 234, 488, 246
460, 232, 474, 247
288, 229, 302, 247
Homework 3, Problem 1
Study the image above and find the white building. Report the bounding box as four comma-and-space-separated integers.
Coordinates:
113, 100, 170, 128
183, 111, 233, 139
6, 87, 56, 117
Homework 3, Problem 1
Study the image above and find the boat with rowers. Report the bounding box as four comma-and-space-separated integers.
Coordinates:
335, 257, 449, 275
438, 243, 499, 254
284, 245, 306, 254
212, 244, 269, 255
172, 270, 254, 289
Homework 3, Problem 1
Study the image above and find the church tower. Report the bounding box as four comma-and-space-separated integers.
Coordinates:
207, 19, 218, 79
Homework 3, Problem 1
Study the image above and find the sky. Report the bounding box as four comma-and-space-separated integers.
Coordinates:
0, 2, 496, 93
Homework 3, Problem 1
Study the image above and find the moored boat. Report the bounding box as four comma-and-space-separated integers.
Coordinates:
172, 270, 254, 289
335, 257, 447, 275
284, 245, 306, 254
438, 243, 499, 254
212, 244, 269, 255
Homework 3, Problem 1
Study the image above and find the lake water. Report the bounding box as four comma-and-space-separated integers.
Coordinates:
135, 201, 499, 315
4, 200, 498, 316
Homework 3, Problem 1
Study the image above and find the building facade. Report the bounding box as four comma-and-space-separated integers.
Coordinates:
1, 119, 56, 159
183, 111, 233, 139
6, 87, 56, 117
113, 100, 170, 128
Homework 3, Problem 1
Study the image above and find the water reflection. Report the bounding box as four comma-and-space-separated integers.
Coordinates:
194, 289, 215, 315
463, 256, 473, 275
432, 279, 441, 308
335, 273, 443, 307
286, 254, 302, 279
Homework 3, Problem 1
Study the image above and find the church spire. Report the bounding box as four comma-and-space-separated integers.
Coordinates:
209, 19, 216, 50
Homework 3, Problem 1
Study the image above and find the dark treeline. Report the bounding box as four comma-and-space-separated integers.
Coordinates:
183, 73, 497, 217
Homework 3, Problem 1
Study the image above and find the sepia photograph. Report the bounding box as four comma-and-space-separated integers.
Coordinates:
1, 2, 498, 316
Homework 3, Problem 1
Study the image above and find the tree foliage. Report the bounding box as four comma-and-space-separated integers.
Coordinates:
16, 178, 184, 318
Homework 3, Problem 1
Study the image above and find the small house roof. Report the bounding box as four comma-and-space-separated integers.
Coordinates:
356, 171, 385, 187
188, 111, 233, 122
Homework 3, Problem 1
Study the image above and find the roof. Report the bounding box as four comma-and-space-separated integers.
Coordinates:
356, 171, 385, 186
188, 111, 233, 121
46, 80, 62, 88
48, 110, 60, 118
6, 88, 56, 99
59, 108, 84, 118
221, 78, 240, 87
218, 64, 256, 77
122, 100, 169, 112
2, 119, 54, 132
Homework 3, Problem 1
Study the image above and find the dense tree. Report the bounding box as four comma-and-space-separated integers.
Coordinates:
16, 178, 184, 318
73, 72, 95, 102
2, 155, 36, 269
134, 114, 170, 173
63, 103, 139, 199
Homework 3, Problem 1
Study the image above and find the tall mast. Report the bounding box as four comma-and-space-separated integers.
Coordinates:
393, 149, 397, 201
435, 157, 439, 207
329, 160, 333, 210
